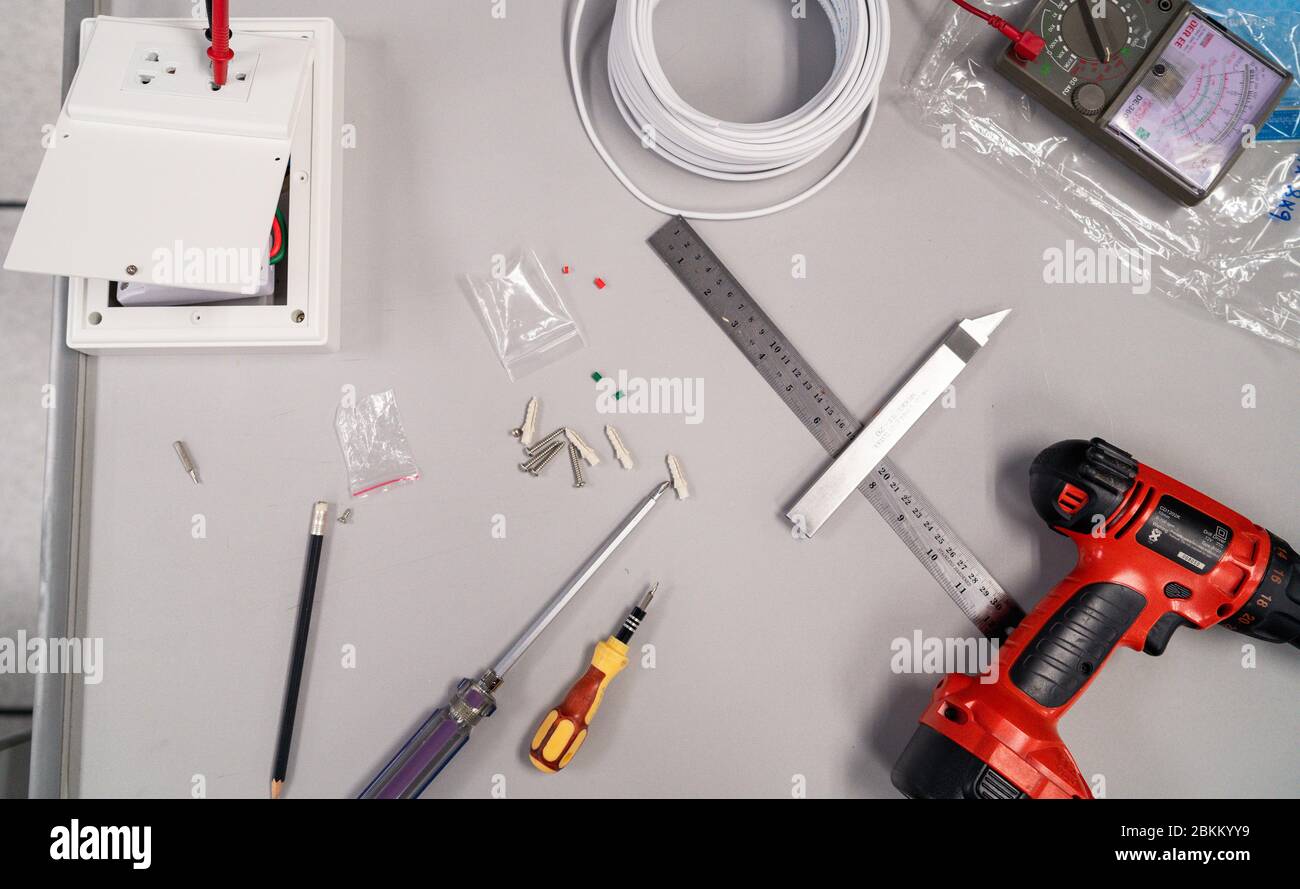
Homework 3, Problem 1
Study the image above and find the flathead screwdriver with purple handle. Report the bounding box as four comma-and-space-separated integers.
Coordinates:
359, 481, 672, 799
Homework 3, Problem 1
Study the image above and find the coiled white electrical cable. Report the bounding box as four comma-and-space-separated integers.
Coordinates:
568, 0, 891, 220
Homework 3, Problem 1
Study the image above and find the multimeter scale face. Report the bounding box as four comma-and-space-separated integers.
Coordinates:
997, 1, 1293, 204
1040, 0, 1158, 86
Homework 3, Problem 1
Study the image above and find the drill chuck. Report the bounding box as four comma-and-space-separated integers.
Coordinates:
1222, 533, 1300, 648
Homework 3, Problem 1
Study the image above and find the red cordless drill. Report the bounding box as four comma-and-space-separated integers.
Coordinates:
892, 438, 1299, 799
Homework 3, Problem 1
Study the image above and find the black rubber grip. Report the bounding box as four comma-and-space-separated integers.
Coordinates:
1010, 583, 1146, 708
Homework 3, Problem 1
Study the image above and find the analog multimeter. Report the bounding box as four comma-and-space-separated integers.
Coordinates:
996, 0, 1293, 205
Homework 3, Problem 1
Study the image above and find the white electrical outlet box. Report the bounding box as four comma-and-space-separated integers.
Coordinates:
3, 17, 345, 353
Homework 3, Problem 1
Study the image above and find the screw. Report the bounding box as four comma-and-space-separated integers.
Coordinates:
524, 427, 566, 457
521, 440, 566, 475
568, 443, 585, 488
125, 264, 138, 276
337, 508, 353, 524
520, 438, 563, 473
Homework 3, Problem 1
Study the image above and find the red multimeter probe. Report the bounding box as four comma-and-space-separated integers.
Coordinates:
893, 438, 1299, 799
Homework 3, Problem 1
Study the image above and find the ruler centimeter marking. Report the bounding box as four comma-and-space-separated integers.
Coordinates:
648, 217, 1024, 637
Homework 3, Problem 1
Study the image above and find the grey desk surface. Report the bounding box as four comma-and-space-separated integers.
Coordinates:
68, 0, 1298, 798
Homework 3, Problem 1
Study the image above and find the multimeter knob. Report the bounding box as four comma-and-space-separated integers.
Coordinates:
1071, 82, 1107, 116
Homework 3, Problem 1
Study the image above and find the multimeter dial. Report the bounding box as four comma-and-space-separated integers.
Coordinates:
1042, 0, 1149, 83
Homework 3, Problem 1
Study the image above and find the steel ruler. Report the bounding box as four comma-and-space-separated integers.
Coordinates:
648, 217, 1024, 637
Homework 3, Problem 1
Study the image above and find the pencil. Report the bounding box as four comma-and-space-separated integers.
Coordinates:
271, 501, 329, 799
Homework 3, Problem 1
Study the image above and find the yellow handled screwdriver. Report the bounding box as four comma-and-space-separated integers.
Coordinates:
529, 583, 657, 773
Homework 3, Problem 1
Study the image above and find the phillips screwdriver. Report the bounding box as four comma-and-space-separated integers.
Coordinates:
530, 583, 656, 773
358, 481, 672, 799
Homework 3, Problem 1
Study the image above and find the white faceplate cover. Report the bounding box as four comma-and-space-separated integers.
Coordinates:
4, 17, 313, 295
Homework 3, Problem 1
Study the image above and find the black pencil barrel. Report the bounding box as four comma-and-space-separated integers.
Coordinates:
272, 504, 328, 786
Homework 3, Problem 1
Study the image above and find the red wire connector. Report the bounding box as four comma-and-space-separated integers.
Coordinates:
948, 0, 1045, 62
208, 0, 234, 87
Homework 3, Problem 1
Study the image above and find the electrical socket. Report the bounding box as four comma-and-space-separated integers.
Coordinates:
5, 16, 344, 353
122, 41, 258, 100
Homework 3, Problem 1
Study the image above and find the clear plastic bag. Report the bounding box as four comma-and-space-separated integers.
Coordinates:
462, 248, 585, 381
905, 1, 1300, 350
335, 389, 421, 498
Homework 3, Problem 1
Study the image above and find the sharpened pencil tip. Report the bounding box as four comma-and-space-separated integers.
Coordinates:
271, 780, 282, 800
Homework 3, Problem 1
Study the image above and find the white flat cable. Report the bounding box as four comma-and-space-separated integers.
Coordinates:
568, 0, 891, 221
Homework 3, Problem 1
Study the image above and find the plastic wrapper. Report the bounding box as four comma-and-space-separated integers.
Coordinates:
905, 1, 1300, 350
335, 389, 421, 498
463, 248, 585, 381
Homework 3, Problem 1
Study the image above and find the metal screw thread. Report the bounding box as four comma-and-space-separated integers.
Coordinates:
569, 443, 585, 488
525, 428, 567, 457
525, 440, 566, 475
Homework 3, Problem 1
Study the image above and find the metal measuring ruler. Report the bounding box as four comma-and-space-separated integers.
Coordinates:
648, 217, 1024, 637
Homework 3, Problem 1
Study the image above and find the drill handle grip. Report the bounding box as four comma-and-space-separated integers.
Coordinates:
1002, 579, 1146, 711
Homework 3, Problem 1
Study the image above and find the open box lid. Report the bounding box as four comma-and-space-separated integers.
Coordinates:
4, 17, 313, 295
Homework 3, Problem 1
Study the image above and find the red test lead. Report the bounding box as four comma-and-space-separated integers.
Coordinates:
208, 0, 234, 86
949, 0, 1045, 61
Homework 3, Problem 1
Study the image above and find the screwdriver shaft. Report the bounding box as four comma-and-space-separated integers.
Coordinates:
491, 481, 670, 679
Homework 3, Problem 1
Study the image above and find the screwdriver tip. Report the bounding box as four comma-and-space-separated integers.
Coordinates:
638, 582, 658, 610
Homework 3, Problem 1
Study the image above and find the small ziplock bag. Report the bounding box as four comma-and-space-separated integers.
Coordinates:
335, 389, 421, 498
462, 248, 585, 381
